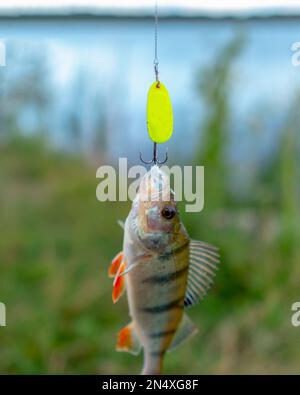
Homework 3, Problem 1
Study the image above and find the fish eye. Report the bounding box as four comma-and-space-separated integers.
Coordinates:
161, 206, 176, 220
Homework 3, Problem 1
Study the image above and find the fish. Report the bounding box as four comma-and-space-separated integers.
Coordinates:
109, 165, 220, 375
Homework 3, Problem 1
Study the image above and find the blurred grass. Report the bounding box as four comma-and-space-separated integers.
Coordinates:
0, 132, 299, 374
0, 37, 300, 374
0, 135, 133, 374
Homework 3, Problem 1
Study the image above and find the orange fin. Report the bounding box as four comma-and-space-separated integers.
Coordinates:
116, 322, 141, 355
112, 260, 126, 304
109, 251, 123, 278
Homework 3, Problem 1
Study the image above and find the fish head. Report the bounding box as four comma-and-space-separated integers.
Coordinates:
130, 166, 182, 252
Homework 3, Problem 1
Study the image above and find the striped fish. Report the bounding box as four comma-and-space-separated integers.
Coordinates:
109, 166, 220, 375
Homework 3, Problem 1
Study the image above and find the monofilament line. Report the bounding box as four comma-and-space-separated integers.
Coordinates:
154, 1, 159, 82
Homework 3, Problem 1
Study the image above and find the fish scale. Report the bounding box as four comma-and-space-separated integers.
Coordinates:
127, 260, 187, 372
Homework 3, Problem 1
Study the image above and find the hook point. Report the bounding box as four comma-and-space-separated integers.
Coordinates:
139, 144, 168, 166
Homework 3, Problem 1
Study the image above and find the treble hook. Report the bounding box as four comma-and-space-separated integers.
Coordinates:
140, 142, 168, 165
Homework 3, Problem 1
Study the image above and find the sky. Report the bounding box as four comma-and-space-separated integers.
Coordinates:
1, 0, 300, 17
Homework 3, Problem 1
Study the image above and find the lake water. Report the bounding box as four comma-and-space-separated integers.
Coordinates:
1, 16, 300, 164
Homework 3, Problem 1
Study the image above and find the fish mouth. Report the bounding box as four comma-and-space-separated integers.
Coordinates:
130, 215, 179, 257
138, 165, 173, 203
130, 213, 180, 238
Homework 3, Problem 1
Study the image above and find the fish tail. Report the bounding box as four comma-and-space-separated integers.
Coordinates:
141, 352, 164, 375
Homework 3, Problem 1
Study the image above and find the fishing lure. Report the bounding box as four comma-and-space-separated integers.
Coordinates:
109, 166, 220, 374
139, 81, 172, 165
147, 81, 173, 144
140, 2, 172, 166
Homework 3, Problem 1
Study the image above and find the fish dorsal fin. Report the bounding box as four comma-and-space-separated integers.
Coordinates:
184, 240, 220, 308
168, 313, 198, 352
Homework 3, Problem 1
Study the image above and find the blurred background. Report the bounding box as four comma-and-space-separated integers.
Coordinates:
0, 0, 300, 374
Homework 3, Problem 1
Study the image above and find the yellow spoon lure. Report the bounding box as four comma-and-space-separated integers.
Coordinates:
147, 81, 173, 144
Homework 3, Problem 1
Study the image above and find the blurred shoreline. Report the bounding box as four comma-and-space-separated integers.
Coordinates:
3, 14, 300, 22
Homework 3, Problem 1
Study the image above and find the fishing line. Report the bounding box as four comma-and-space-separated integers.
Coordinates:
154, 0, 159, 83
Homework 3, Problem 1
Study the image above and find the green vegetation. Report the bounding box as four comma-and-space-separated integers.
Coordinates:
0, 38, 300, 374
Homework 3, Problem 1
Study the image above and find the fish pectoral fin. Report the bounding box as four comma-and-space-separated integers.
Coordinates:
120, 261, 140, 276
167, 314, 198, 352
117, 220, 125, 230
116, 322, 141, 355
184, 240, 220, 308
121, 254, 152, 276
112, 260, 126, 304
108, 251, 123, 278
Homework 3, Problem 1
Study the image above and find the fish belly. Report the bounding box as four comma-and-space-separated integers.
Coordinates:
126, 246, 189, 355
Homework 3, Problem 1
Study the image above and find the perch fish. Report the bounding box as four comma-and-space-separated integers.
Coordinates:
109, 166, 220, 374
